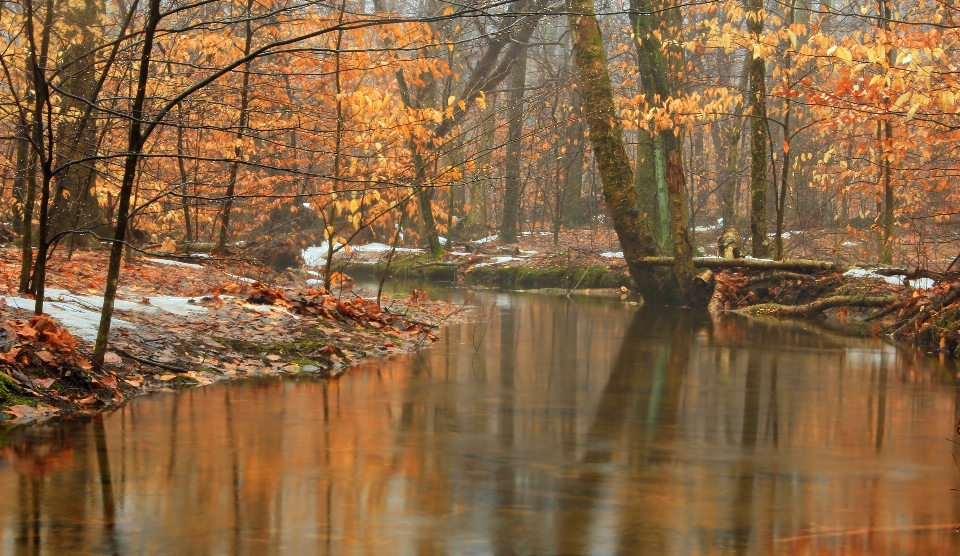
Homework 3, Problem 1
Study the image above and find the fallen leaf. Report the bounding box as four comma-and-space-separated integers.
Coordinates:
124, 377, 143, 388
265, 354, 281, 361
36, 350, 56, 363
158, 374, 176, 381
99, 376, 118, 389
104, 352, 123, 365
4, 405, 35, 418
34, 378, 56, 389
16, 325, 38, 340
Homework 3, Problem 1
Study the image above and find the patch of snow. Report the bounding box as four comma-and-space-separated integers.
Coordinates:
519, 249, 539, 255
843, 268, 902, 286
601, 251, 624, 259
842, 241, 858, 247
147, 257, 204, 268
475, 235, 498, 244
473, 256, 525, 267
521, 231, 553, 237
695, 225, 718, 232
781, 232, 791, 239
303, 242, 424, 266
910, 277, 936, 290
350, 242, 423, 254
3, 295, 135, 342
144, 296, 209, 316
302, 202, 313, 209
306, 279, 322, 285
449, 252, 472, 257
225, 273, 256, 284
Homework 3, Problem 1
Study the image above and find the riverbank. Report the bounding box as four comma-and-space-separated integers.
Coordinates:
0, 249, 465, 424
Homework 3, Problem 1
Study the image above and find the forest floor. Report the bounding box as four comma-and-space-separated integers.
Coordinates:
0, 248, 465, 424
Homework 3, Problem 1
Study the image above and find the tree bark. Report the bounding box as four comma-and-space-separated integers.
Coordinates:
93, 0, 161, 365
747, 0, 771, 258
629, 0, 694, 297
215, 0, 255, 255
499, 46, 527, 243
569, 0, 678, 302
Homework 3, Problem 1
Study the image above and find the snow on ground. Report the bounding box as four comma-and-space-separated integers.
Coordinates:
4, 295, 136, 342
519, 249, 539, 255
844, 268, 905, 287
695, 225, 718, 232
3, 288, 210, 342
146, 257, 204, 268
225, 273, 256, 284
475, 235, 498, 244
474, 256, 526, 267
302, 242, 424, 266
601, 251, 624, 259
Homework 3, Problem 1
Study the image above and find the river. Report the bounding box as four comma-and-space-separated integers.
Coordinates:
1, 288, 959, 555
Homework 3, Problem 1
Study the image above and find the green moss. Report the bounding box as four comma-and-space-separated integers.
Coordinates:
0, 373, 37, 409
219, 334, 335, 367
463, 264, 632, 290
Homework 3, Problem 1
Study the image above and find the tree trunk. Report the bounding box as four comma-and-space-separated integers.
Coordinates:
466, 93, 497, 239
49, 0, 103, 241
720, 62, 749, 232
629, 0, 694, 296
93, 0, 161, 366
569, 0, 679, 302
215, 0, 255, 255
562, 89, 586, 227
747, 0, 771, 258
499, 46, 527, 244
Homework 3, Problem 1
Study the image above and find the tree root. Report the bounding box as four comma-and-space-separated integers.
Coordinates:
732, 295, 896, 317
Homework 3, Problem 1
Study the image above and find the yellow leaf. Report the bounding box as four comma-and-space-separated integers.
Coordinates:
447, 95, 455, 107
835, 46, 852, 64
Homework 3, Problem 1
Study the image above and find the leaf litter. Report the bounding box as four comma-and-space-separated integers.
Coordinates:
0, 249, 465, 424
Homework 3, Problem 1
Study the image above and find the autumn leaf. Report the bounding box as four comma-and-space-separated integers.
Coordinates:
4, 405, 35, 419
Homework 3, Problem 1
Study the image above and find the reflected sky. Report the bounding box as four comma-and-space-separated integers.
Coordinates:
1, 291, 959, 555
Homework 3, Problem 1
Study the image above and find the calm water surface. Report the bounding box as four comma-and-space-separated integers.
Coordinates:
1, 290, 960, 555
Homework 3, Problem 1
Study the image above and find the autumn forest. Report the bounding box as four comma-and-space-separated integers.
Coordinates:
1, 0, 960, 358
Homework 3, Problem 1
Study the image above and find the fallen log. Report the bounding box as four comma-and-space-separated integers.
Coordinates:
731, 295, 896, 317
636, 257, 847, 273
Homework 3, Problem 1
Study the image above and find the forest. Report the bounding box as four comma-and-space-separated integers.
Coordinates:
1, 0, 959, 367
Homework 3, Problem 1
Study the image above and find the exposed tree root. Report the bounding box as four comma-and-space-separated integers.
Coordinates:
732, 295, 896, 317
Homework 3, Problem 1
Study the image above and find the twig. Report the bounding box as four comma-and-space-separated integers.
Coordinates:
114, 348, 190, 373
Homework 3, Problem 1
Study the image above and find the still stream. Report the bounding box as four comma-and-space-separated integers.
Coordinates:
1, 288, 959, 555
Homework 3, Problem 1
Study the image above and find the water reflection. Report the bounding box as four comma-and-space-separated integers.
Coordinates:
0, 293, 959, 555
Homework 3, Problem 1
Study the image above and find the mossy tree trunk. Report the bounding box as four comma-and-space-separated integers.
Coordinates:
628, 0, 694, 297
568, 0, 681, 302
747, 0, 771, 258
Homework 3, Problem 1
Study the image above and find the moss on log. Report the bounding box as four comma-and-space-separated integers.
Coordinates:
733, 295, 896, 317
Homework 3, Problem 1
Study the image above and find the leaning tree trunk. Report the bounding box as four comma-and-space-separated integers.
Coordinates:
568, 0, 680, 302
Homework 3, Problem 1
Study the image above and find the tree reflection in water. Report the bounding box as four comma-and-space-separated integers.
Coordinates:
0, 292, 959, 554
